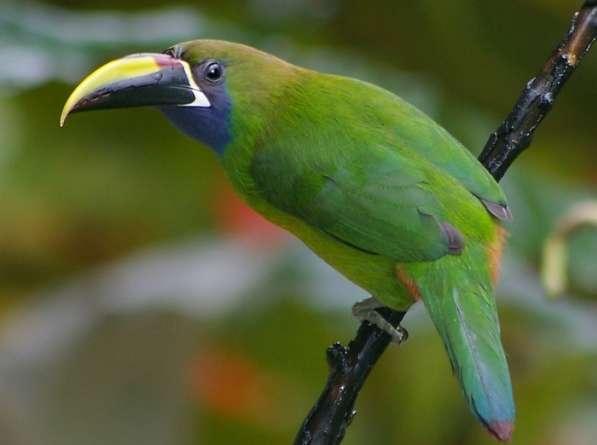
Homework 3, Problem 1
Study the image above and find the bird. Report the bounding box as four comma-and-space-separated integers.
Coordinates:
61, 39, 515, 441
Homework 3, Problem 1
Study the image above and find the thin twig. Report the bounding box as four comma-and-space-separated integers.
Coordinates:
295, 2, 597, 444
479, 1, 597, 180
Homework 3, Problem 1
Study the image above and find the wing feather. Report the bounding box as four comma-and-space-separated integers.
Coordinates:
252, 146, 464, 262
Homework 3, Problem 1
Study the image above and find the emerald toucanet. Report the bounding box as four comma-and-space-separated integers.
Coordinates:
61, 40, 515, 440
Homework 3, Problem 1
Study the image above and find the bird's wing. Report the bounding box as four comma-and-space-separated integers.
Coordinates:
388, 95, 510, 220
251, 145, 465, 262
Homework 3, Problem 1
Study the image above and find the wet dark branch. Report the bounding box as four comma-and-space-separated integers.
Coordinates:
295, 2, 597, 445
479, 1, 597, 180
295, 308, 405, 445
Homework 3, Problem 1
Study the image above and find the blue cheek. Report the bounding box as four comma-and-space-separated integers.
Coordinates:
159, 89, 231, 155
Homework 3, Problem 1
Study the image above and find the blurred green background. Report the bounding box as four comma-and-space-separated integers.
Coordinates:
1, 1, 596, 444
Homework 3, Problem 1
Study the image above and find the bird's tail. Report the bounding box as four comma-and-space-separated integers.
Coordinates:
408, 249, 515, 441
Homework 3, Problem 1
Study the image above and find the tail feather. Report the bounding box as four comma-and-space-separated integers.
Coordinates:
414, 256, 515, 441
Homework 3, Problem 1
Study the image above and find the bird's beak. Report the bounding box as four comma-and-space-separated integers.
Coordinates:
60, 53, 210, 127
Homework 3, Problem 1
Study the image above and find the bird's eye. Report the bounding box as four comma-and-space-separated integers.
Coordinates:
204, 62, 224, 83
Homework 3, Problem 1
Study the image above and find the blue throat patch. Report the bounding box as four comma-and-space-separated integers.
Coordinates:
160, 88, 231, 155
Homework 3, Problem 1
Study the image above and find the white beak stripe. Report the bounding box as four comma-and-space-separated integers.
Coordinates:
180, 60, 211, 108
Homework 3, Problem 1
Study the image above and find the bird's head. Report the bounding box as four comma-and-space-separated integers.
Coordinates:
61, 40, 298, 154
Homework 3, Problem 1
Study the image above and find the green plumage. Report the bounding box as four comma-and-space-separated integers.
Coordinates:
203, 42, 514, 439
182, 41, 514, 439
64, 39, 516, 440
406, 245, 514, 437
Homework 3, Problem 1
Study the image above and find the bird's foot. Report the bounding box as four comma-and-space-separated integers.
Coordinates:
352, 297, 408, 344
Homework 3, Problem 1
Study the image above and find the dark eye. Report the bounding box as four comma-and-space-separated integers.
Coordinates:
204, 62, 224, 83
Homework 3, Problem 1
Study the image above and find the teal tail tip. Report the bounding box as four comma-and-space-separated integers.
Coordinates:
487, 421, 514, 442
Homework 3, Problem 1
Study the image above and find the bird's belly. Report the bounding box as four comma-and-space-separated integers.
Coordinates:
251, 198, 415, 310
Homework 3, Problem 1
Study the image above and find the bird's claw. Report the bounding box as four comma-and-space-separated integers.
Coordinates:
352, 297, 408, 345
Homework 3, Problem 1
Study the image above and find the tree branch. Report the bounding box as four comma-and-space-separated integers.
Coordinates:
479, 1, 597, 180
295, 2, 597, 444
295, 308, 406, 445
